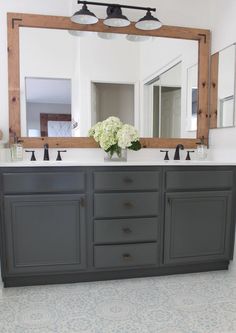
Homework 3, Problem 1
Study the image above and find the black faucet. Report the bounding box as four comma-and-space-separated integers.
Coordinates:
43, 143, 49, 161
174, 144, 184, 160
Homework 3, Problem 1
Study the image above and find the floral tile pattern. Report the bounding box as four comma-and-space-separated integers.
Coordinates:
1, 257, 236, 332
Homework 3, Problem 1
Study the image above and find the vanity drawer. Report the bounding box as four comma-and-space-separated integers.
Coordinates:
94, 217, 158, 244
94, 243, 158, 268
3, 172, 85, 194
166, 170, 234, 191
94, 192, 159, 218
94, 171, 160, 191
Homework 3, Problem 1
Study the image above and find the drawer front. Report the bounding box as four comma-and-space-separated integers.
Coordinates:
94, 243, 158, 268
94, 171, 160, 191
3, 172, 85, 194
166, 170, 234, 190
94, 217, 159, 244
94, 192, 159, 218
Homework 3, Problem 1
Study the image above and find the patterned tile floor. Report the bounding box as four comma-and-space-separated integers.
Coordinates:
1, 259, 236, 333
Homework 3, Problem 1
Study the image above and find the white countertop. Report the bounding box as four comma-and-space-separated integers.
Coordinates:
0, 160, 235, 167
0, 148, 235, 167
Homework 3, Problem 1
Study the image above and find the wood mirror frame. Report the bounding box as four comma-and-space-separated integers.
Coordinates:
210, 52, 219, 128
8, 12, 210, 148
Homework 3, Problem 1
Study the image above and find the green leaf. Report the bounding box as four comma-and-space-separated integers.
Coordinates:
105, 143, 121, 157
129, 141, 141, 151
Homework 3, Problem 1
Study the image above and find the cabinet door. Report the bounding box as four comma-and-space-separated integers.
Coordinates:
164, 191, 232, 265
4, 194, 86, 274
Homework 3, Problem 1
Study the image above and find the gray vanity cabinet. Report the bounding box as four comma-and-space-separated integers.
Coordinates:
164, 191, 232, 264
0, 166, 235, 287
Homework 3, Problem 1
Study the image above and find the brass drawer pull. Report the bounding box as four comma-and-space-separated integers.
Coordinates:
122, 227, 132, 234
123, 202, 133, 209
123, 177, 133, 184
122, 253, 132, 261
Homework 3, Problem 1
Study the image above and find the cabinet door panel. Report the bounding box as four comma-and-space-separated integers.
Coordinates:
164, 191, 232, 264
4, 194, 86, 274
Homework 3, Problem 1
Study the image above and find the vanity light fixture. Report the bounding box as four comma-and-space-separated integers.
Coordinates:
71, 3, 99, 24
71, 1, 162, 30
135, 10, 162, 30
104, 5, 130, 27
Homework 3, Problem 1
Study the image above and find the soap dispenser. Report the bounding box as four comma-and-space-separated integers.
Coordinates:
196, 136, 207, 160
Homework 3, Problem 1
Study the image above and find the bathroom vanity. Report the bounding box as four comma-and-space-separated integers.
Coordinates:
0, 162, 235, 287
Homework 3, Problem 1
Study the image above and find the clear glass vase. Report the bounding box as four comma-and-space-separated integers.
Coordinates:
104, 148, 127, 162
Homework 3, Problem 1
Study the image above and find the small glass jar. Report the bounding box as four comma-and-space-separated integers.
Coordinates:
10, 142, 23, 161
196, 143, 208, 160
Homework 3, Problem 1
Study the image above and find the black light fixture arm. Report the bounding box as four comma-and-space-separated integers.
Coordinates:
77, 0, 156, 12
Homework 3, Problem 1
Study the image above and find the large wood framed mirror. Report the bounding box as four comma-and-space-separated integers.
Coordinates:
8, 12, 210, 148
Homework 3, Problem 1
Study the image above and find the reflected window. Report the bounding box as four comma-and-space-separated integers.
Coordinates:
219, 95, 234, 127
25, 77, 72, 137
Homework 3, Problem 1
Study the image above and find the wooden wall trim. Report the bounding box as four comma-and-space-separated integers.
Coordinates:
7, 12, 211, 148
20, 137, 200, 149
210, 53, 219, 129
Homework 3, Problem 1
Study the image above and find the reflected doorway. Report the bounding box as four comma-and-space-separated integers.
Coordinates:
145, 62, 182, 138
91, 82, 135, 125
153, 86, 181, 137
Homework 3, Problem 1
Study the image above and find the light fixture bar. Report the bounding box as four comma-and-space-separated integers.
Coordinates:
77, 1, 156, 13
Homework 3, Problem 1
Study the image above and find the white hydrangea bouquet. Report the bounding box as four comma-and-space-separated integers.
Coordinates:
88, 116, 141, 160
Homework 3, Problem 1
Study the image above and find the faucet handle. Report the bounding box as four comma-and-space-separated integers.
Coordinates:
25, 150, 36, 161
56, 150, 67, 161
160, 150, 169, 161
186, 150, 195, 160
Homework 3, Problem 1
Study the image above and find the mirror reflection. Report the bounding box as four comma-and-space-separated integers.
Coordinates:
145, 62, 182, 138
217, 44, 236, 128
19, 27, 198, 138
25, 77, 72, 137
